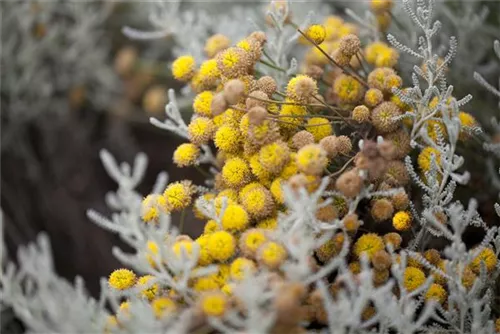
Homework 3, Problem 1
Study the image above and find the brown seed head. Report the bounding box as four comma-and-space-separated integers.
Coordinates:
256, 76, 277, 97
246, 90, 268, 109
352, 105, 370, 123
319, 135, 338, 158
247, 106, 268, 126
211, 92, 228, 116
223, 79, 246, 105
339, 34, 361, 57
335, 169, 363, 198
371, 198, 394, 222
292, 130, 315, 150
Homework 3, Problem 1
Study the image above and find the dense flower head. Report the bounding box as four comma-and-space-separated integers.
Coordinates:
392, 211, 412, 231
353, 233, 384, 260
173, 143, 200, 167
193, 91, 214, 117
207, 231, 236, 262
163, 181, 194, 211
333, 74, 364, 104
172, 55, 196, 81
286, 75, 318, 103
305, 117, 333, 142
403, 267, 426, 292
108, 269, 136, 290
222, 158, 250, 188
305, 24, 326, 44
205, 34, 231, 58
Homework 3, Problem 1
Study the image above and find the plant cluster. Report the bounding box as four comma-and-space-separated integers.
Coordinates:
1, 0, 500, 333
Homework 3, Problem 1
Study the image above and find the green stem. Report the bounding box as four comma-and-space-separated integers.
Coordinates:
258, 59, 287, 73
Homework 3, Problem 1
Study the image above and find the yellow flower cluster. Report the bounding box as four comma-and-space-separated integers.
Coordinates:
103, 3, 495, 331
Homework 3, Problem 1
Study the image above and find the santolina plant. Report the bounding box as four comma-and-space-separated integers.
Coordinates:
1, 0, 500, 333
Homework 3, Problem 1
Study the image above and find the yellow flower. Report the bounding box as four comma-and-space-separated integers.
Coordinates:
280, 153, 298, 179
193, 91, 214, 117
221, 204, 249, 232
403, 267, 426, 292
426, 120, 447, 143
216, 264, 231, 285
222, 108, 246, 129
259, 141, 290, 174
323, 15, 344, 40
270, 178, 285, 204
222, 157, 251, 188
217, 47, 249, 78
163, 181, 193, 211
353, 233, 385, 260
207, 231, 236, 261
119, 301, 130, 315
458, 112, 477, 140
296, 144, 328, 175
278, 103, 307, 130
198, 59, 221, 85
173, 143, 200, 167
214, 126, 242, 153
249, 154, 273, 182
196, 234, 213, 266
188, 117, 215, 145
286, 75, 318, 103
151, 297, 177, 318
204, 34, 231, 58
230, 257, 256, 281
392, 211, 412, 231
217, 189, 239, 203
305, 24, 326, 44
239, 113, 251, 136
371, 0, 394, 12
146, 240, 159, 267
136, 275, 158, 300
470, 247, 497, 274
204, 219, 219, 234
338, 23, 357, 37
425, 283, 447, 304
333, 74, 364, 104
172, 240, 194, 258
375, 48, 399, 68
258, 241, 287, 269
141, 194, 169, 223
257, 217, 278, 230
238, 182, 265, 202
108, 269, 136, 290
417, 147, 441, 172
364, 42, 389, 64
193, 273, 220, 292
200, 291, 228, 317
240, 187, 274, 219
221, 284, 233, 295
172, 55, 195, 81
390, 89, 411, 111
305, 117, 332, 142
239, 229, 267, 257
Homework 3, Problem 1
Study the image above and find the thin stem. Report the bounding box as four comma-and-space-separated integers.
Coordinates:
262, 48, 277, 65
259, 59, 287, 73
330, 156, 355, 177
355, 53, 369, 77
296, 29, 369, 88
